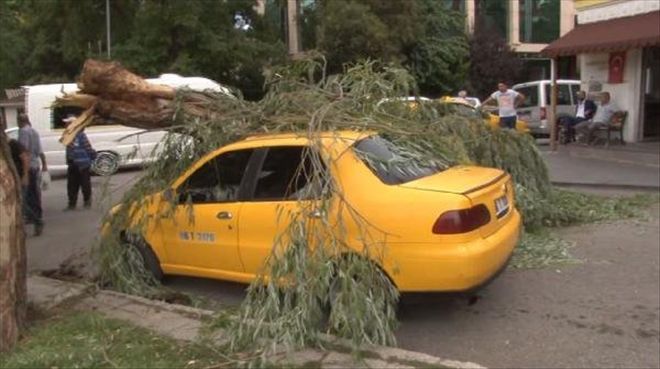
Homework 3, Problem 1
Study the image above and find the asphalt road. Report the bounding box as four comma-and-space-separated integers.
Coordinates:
25, 170, 660, 368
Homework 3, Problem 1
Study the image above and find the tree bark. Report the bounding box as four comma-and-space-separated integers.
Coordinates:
0, 132, 26, 353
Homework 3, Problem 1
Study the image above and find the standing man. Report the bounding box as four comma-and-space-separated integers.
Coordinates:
560, 91, 597, 143
63, 115, 96, 210
575, 92, 618, 145
17, 113, 47, 236
483, 82, 525, 129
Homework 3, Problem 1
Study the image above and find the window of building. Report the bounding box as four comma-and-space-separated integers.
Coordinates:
519, 0, 560, 44
475, 0, 509, 40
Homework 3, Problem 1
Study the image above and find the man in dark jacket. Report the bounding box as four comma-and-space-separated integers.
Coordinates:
561, 90, 597, 143
9, 139, 30, 189
63, 115, 97, 210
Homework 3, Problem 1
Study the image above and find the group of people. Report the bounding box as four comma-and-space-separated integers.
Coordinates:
6, 113, 96, 236
464, 82, 618, 145
562, 91, 618, 145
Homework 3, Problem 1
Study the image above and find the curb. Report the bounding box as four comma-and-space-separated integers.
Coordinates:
27, 276, 487, 369
551, 181, 660, 192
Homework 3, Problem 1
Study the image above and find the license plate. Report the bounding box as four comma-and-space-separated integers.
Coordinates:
495, 196, 509, 218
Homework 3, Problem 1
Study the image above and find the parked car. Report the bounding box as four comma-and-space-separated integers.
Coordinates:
459, 96, 482, 108
438, 97, 529, 133
107, 131, 521, 293
512, 80, 581, 137
6, 74, 230, 176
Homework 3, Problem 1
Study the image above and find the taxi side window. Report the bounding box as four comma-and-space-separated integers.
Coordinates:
179, 149, 253, 204
252, 146, 326, 201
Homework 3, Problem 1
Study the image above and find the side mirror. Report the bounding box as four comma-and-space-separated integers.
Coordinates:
162, 188, 175, 202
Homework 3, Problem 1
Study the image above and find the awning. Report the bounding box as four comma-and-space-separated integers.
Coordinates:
542, 11, 660, 57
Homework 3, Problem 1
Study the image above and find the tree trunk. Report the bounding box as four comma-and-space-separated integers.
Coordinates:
0, 133, 26, 353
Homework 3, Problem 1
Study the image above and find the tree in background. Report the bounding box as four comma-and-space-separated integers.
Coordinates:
113, 0, 285, 100
406, 0, 469, 97
305, 0, 469, 96
0, 0, 285, 100
467, 16, 523, 99
0, 1, 29, 92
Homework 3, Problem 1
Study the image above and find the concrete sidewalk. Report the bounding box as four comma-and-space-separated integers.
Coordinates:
540, 142, 660, 190
26, 275, 485, 369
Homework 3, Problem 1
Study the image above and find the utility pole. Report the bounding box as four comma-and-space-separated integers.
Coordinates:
285, 0, 301, 57
550, 58, 558, 151
106, 0, 111, 59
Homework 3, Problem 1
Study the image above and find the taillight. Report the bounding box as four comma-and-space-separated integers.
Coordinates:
432, 205, 491, 234
540, 107, 547, 120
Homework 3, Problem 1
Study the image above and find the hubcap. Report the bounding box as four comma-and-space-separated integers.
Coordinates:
92, 152, 119, 176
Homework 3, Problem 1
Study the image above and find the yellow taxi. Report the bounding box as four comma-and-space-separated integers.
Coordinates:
112, 131, 521, 292
439, 96, 530, 133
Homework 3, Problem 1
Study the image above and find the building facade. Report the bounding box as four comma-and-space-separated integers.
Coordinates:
0, 89, 24, 130
544, 0, 660, 143
442, 0, 577, 81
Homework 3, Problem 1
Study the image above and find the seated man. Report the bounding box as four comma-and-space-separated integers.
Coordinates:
561, 90, 596, 142
575, 92, 618, 145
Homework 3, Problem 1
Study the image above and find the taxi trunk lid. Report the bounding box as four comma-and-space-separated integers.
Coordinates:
400, 166, 514, 237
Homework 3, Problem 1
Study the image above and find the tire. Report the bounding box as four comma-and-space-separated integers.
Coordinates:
123, 234, 164, 282
322, 258, 398, 329
92, 151, 120, 176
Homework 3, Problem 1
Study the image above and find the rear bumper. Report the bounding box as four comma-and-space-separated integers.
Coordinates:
386, 209, 521, 292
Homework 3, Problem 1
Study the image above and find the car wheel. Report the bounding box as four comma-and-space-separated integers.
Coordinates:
123, 234, 164, 282
92, 151, 120, 176
321, 260, 397, 330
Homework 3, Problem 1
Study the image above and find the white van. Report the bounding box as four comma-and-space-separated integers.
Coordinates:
6, 74, 230, 176
512, 80, 581, 137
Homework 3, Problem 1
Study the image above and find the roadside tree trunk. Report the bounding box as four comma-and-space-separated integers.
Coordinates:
0, 133, 26, 352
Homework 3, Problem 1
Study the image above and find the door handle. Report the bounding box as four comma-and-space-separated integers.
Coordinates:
308, 209, 325, 219
216, 211, 233, 220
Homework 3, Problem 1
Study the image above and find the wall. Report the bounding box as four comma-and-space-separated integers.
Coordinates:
580, 49, 643, 142
1, 107, 19, 129
574, 0, 611, 11
577, 0, 660, 23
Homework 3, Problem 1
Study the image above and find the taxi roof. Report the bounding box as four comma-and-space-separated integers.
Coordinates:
216, 130, 377, 154
242, 130, 376, 143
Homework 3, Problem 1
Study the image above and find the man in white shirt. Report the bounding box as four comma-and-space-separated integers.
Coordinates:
482, 82, 525, 129
575, 92, 619, 145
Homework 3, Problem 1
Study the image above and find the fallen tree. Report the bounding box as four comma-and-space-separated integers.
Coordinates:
58, 59, 229, 145
55, 56, 652, 364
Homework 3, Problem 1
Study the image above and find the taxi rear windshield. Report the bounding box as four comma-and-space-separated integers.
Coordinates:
353, 136, 448, 185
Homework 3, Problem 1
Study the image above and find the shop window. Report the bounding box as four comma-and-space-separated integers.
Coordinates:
519, 0, 560, 44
